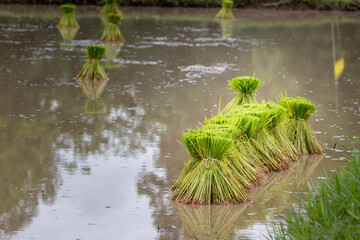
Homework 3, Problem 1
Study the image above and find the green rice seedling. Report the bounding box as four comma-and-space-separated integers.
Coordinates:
85, 99, 106, 114
100, 0, 122, 16
75, 45, 108, 82
172, 131, 248, 204
57, 4, 79, 28
101, 13, 125, 42
265, 102, 300, 160
215, 0, 235, 19
279, 97, 324, 155
231, 106, 289, 171
222, 76, 262, 113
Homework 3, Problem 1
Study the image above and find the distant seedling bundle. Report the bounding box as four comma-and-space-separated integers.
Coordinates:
57, 4, 79, 28
172, 76, 324, 204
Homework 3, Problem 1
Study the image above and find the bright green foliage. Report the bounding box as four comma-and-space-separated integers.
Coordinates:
87, 45, 106, 60
101, 14, 125, 42
270, 152, 360, 239
279, 97, 324, 155
57, 4, 79, 28
107, 13, 123, 24
101, 0, 122, 16
75, 45, 108, 82
216, 0, 235, 19
222, 76, 262, 113
280, 97, 316, 121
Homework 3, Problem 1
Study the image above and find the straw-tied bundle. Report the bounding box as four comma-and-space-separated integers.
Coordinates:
279, 97, 324, 155
100, 0, 122, 16
216, 0, 235, 19
222, 76, 262, 113
57, 4, 79, 28
171, 129, 254, 204
75, 45, 108, 82
101, 13, 125, 42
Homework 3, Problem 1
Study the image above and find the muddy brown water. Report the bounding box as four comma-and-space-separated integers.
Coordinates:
0, 5, 359, 240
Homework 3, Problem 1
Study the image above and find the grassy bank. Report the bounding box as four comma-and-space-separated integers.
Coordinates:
269, 150, 360, 239
0, 0, 359, 11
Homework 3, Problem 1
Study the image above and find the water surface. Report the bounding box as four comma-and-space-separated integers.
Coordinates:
0, 5, 359, 240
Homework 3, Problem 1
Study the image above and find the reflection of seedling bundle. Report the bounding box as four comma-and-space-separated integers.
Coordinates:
216, 0, 235, 19
104, 42, 123, 69
85, 99, 106, 114
57, 27, 79, 43
100, 0, 122, 16
75, 45, 108, 82
279, 97, 324, 155
57, 4, 79, 28
76, 78, 108, 100
222, 76, 262, 113
174, 204, 247, 240
219, 19, 233, 38
172, 75, 323, 204
101, 14, 125, 42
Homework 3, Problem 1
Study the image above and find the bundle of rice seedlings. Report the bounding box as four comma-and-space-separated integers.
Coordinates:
57, 4, 79, 28
100, 0, 122, 16
101, 13, 125, 42
215, 0, 235, 19
76, 78, 109, 100
201, 124, 258, 187
231, 105, 290, 171
75, 45, 108, 82
222, 76, 262, 113
265, 102, 300, 160
279, 97, 324, 155
85, 99, 106, 114
172, 131, 248, 204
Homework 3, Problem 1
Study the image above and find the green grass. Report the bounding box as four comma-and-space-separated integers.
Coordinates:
269, 151, 360, 239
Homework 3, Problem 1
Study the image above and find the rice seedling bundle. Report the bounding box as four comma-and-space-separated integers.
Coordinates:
222, 76, 262, 113
57, 4, 79, 28
215, 0, 235, 19
100, 0, 122, 16
101, 13, 125, 42
172, 130, 249, 204
265, 102, 300, 159
75, 45, 108, 82
279, 97, 324, 155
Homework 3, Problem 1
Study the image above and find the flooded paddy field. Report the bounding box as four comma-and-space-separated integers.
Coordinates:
0, 5, 359, 240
